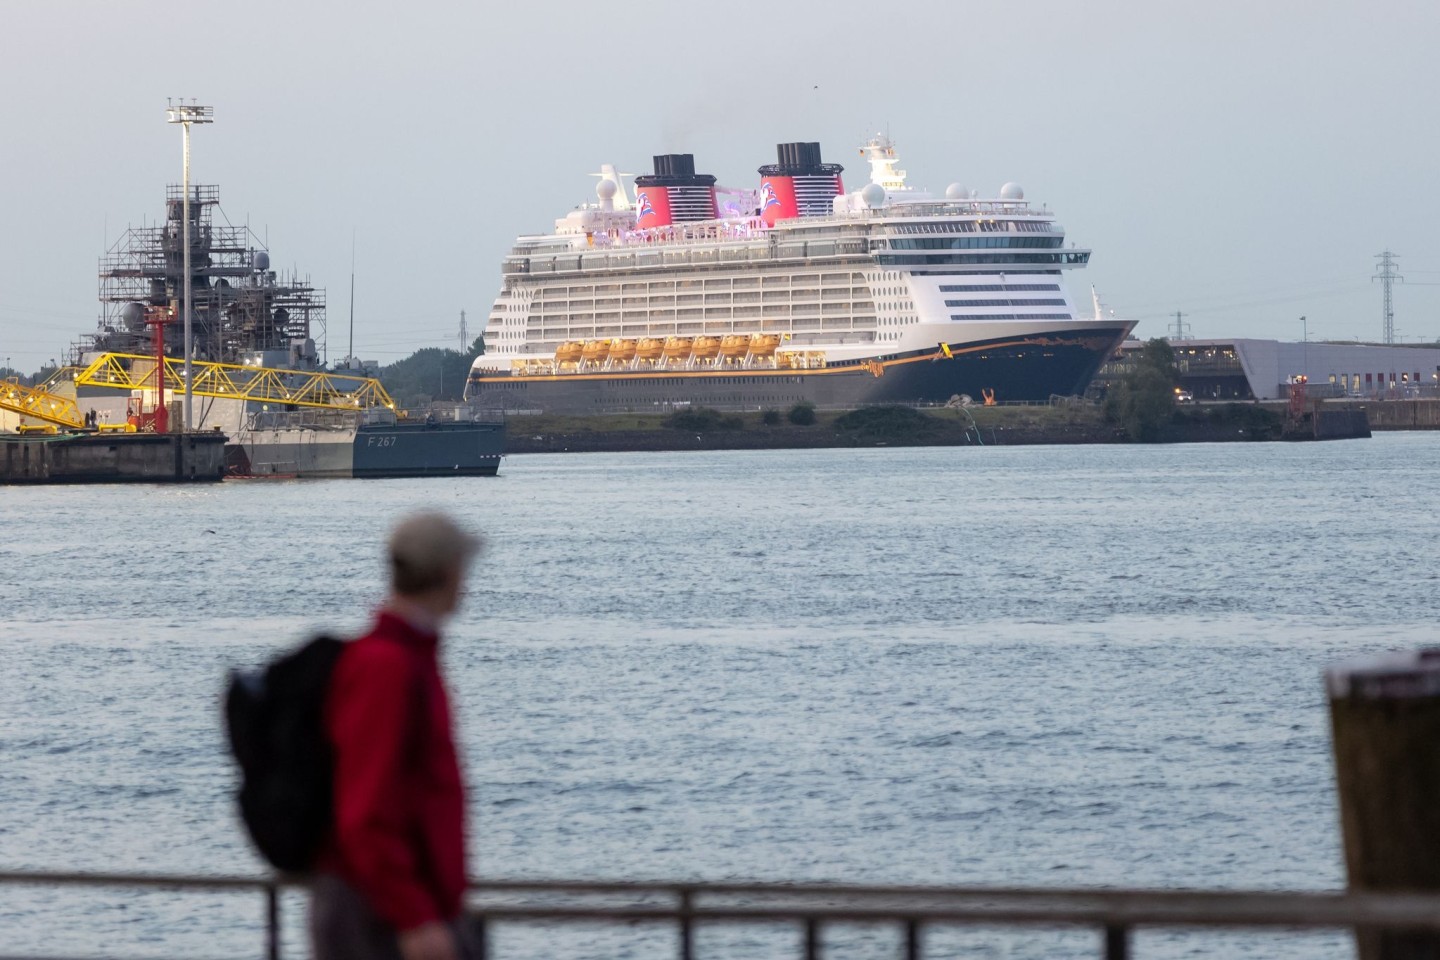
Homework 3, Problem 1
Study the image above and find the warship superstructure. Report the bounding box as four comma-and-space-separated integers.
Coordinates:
21, 184, 505, 478
82, 184, 325, 370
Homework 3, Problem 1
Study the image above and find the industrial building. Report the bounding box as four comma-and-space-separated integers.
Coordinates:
1095, 339, 1440, 401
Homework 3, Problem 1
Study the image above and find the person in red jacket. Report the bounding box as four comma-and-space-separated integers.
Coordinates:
310, 512, 482, 960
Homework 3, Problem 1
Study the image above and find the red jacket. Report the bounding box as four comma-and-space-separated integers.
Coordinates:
321, 611, 467, 930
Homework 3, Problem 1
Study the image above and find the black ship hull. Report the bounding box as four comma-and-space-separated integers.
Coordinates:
467, 328, 1126, 414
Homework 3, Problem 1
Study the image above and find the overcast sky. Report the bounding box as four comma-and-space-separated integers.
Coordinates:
1, 0, 1437, 371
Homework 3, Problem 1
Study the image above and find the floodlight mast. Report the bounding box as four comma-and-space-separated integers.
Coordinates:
165, 100, 213, 433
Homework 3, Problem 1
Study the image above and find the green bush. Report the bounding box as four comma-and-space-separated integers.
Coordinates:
787, 402, 817, 426
377, 337, 486, 409
1170, 401, 1282, 439
662, 407, 742, 431
1103, 337, 1179, 442
761, 409, 781, 426
833, 405, 934, 439
1223, 402, 1282, 438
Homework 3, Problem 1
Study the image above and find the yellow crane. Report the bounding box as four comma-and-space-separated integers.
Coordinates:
0, 377, 85, 430
73, 353, 397, 411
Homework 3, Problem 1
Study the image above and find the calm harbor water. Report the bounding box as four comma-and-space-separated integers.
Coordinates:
3, 435, 1439, 957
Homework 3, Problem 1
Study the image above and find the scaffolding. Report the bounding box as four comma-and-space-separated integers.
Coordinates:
78, 185, 325, 366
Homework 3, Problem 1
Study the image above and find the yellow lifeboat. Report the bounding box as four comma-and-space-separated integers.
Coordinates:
691, 336, 722, 360
610, 339, 638, 362
749, 334, 781, 357
581, 340, 611, 362
636, 338, 665, 361
720, 335, 751, 358
555, 341, 584, 364
661, 336, 693, 359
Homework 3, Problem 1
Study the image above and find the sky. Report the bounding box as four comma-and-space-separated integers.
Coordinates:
1, 0, 1438, 372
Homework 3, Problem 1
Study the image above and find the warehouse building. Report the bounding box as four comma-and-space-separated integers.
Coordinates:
1094, 339, 1440, 400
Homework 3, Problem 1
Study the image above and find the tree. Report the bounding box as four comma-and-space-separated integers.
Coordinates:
377, 337, 485, 409
1104, 338, 1179, 442
834, 405, 933, 440
663, 407, 742, 431
787, 401, 817, 425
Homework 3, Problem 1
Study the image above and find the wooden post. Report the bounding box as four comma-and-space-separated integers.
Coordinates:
1329, 649, 1440, 959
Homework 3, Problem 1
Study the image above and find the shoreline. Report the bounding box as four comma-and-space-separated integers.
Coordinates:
501, 404, 1336, 454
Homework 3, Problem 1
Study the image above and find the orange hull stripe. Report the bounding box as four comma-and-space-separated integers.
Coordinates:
470, 339, 1044, 384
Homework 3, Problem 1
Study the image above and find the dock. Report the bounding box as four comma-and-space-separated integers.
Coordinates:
0, 431, 227, 484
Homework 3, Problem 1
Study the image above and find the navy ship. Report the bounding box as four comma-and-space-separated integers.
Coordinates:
226, 408, 503, 479
466, 134, 1134, 413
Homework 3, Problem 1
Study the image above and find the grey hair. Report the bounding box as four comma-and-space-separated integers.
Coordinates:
386, 512, 484, 596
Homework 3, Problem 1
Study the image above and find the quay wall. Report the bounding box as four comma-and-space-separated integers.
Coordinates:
1332, 399, 1440, 430
504, 416, 1285, 454
0, 432, 228, 484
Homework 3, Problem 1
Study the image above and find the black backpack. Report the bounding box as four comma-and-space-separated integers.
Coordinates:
225, 635, 346, 872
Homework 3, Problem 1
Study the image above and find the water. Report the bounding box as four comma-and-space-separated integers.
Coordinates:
3, 435, 1438, 958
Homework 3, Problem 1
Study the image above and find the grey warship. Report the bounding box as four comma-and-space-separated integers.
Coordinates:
67, 182, 503, 478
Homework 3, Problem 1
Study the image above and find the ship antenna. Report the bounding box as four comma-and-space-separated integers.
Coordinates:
348, 230, 356, 362
1091, 285, 1103, 322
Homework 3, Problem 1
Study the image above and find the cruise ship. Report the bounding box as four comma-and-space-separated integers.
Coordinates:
466, 135, 1134, 413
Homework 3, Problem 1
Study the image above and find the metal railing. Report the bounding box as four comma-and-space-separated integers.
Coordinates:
5, 870, 1440, 960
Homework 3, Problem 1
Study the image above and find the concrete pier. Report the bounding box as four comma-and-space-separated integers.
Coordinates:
1336, 399, 1440, 430
0, 432, 227, 484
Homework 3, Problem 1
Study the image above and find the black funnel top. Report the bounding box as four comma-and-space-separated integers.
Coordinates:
636, 154, 717, 188
758, 142, 844, 177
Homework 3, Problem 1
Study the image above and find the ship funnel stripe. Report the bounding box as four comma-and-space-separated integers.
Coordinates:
757, 142, 843, 224
792, 175, 843, 216
635, 154, 719, 226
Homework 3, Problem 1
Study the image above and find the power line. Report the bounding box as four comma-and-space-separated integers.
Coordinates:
1123, 283, 1369, 320
1116, 275, 1374, 312
1372, 250, 1404, 344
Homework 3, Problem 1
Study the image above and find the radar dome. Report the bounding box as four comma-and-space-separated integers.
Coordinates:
252, 250, 271, 272
945, 183, 968, 200
121, 302, 145, 331
1000, 182, 1025, 200
860, 183, 886, 208
595, 178, 618, 201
